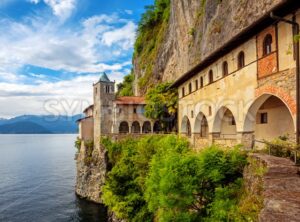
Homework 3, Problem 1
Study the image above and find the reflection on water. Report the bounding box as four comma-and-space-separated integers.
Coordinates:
72, 197, 107, 222
0, 134, 107, 222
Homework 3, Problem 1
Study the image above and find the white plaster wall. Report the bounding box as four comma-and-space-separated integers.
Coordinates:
255, 105, 294, 141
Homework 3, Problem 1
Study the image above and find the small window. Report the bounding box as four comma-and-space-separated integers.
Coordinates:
182, 87, 185, 97
237, 51, 245, 69
133, 107, 137, 114
263, 34, 272, 56
260, 113, 268, 124
95, 87, 97, 94
222, 61, 228, 76
105, 85, 110, 93
209, 106, 212, 116
195, 80, 199, 90
208, 70, 213, 84
189, 83, 192, 93
200, 77, 204, 88
119, 108, 122, 114
191, 110, 194, 118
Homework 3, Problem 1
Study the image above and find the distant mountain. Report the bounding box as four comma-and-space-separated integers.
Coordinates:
0, 114, 83, 134
0, 121, 52, 134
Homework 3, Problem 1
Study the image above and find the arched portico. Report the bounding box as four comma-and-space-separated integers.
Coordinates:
243, 94, 295, 143
212, 107, 237, 139
181, 116, 191, 137
194, 112, 209, 138
131, 121, 141, 134
142, 121, 152, 133
119, 121, 129, 133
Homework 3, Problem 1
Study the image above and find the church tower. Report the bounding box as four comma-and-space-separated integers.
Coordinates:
93, 72, 115, 149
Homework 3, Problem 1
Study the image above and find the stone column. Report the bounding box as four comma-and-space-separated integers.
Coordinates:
237, 131, 254, 150
151, 122, 153, 134
129, 122, 132, 134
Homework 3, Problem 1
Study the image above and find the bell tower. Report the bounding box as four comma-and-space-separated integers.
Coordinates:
93, 72, 115, 149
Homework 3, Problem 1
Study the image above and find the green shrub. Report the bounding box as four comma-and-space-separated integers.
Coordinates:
146, 146, 247, 221
101, 136, 249, 222
263, 136, 300, 162
101, 135, 189, 221
75, 137, 82, 153
117, 71, 134, 96
144, 82, 178, 132
133, 0, 171, 92
84, 140, 94, 166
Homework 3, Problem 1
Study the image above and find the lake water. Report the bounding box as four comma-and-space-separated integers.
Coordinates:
0, 134, 107, 222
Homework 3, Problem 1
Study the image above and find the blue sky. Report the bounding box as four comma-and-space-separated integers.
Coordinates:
0, 0, 153, 118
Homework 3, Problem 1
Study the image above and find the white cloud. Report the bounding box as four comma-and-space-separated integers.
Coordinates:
0, 13, 136, 73
27, 0, 76, 20
0, 72, 123, 118
125, 10, 133, 15
101, 21, 136, 50
28, 0, 40, 4
0, 12, 137, 118
44, 0, 76, 21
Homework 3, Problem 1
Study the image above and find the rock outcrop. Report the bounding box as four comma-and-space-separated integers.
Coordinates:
134, 0, 283, 95
75, 143, 107, 203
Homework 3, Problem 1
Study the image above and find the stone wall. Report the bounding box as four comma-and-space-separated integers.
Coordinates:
249, 153, 300, 221
213, 138, 238, 147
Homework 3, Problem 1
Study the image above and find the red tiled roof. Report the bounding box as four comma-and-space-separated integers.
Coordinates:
114, 96, 146, 105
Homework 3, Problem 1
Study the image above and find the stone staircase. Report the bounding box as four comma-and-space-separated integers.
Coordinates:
252, 154, 300, 222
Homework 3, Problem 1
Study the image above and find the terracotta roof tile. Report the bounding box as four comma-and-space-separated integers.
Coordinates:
114, 96, 146, 105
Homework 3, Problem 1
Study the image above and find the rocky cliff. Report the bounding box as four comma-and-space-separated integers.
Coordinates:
133, 0, 282, 95
75, 142, 107, 203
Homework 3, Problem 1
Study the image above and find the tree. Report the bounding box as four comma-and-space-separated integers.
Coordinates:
117, 72, 134, 96
145, 146, 247, 222
144, 82, 178, 132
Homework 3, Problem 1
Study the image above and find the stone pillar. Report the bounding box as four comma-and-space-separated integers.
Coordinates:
238, 131, 254, 150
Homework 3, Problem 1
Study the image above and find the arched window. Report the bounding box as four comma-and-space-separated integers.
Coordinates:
208, 70, 213, 84
182, 87, 185, 97
119, 121, 129, 134
189, 83, 192, 93
142, 121, 151, 133
195, 79, 199, 90
263, 34, 272, 56
131, 121, 141, 134
237, 51, 245, 69
222, 61, 228, 76
200, 77, 204, 88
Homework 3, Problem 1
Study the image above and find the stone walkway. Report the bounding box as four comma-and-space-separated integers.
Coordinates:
252, 154, 300, 222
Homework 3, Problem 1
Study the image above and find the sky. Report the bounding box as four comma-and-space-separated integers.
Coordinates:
0, 0, 153, 118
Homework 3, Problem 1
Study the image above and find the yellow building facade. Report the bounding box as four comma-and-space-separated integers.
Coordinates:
175, 5, 300, 149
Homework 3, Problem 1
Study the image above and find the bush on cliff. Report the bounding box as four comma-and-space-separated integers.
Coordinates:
117, 71, 134, 97
134, 0, 171, 92
101, 135, 248, 222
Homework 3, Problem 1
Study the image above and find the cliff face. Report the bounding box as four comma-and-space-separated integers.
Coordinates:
134, 0, 282, 95
75, 143, 107, 203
